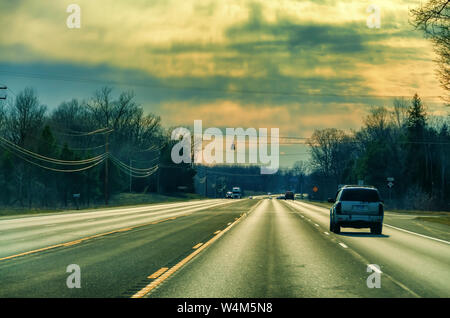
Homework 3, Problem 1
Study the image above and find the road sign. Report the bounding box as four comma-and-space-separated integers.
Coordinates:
73, 194, 80, 198
387, 182, 394, 188
313, 186, 318, 193
387, 177, 394, 182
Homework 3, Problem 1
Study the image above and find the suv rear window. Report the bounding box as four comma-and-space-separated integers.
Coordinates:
340, 189, 380, 202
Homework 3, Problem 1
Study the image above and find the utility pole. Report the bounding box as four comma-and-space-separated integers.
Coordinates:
156, 165, 160, 193
104, 130, 111, 205
205, 166, 208, 197
129, 158, 132, 193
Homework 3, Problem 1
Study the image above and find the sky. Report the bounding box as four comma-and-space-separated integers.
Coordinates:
0, 0, 447, 168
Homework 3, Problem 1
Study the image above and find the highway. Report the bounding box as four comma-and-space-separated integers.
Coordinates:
0, 198, 448, 298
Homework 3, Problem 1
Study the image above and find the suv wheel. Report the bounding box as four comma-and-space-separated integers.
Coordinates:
370, 223, 382, 235
334, 223, 341, 234
330, 217, 340, 234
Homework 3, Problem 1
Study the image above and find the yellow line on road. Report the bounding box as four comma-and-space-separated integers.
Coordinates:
0, 201, 240, 263
131, 200, 263, 298
116, 228, 132, 232
63, 240, 82, 247
0, 200, 244, 263
148, 267, 169, 279
192, 243, 203, 249
0, 215, 187, 262
213, 230, 221, 235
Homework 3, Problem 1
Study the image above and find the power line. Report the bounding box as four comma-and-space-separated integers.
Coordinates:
134, 143, 166, 153
0, 137, 107, 165
0, 70, 445, 99
0, 84, 6, 100
109, 155, 159, 178
113, 163, 159, 178
109, 154, 158, 173
0, 143, 106, 173
51, 127, 113, 137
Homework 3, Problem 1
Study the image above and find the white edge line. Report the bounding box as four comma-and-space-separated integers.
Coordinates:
339, 242, 348, 248
384, 223, 450, 245
290, 201, 450, 246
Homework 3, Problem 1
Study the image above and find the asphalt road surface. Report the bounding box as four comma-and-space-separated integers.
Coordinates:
0, 199, 448, 298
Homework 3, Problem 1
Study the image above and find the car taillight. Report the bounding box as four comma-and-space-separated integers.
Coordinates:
378, 203, 384, 215
335, 202, 342, 214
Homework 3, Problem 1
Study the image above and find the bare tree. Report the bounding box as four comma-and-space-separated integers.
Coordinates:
411, 0, 450, 103
307, 128, 353, 184
6, 87, 46, 147
392, 98, 409, 128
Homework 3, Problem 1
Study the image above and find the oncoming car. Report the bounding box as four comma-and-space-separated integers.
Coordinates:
284, 191, 294, 200
328, 186, 384, 234
232, 187, 242, 199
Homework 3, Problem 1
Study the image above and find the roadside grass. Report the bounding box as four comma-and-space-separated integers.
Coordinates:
298, 200, 332, 209
386, 209, 449, 216
0, 192, 206, 217
298, 199, 449, 230
298, 200, 450, 216
415, 216, 450, 226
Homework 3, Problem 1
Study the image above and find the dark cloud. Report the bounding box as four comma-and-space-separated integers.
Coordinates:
225, 3, 367, 54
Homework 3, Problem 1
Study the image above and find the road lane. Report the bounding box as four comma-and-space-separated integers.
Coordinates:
0, 199, 234, 259
1, 198, 448, 298
0, 199, 257, 297
283, 200, 450, 297
147, 199, 412, 297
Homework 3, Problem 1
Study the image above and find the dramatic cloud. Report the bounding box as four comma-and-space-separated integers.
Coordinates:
0, 0, 447, 167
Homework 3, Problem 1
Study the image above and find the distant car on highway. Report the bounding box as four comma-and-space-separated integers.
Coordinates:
225, 191, 232, 199
328, 185, 384, 234
284, 191, 294, 200
232, 187, 242, 199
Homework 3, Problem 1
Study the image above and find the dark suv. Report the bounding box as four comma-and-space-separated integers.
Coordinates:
284, 191, 294, 200
328, 186, 384, 234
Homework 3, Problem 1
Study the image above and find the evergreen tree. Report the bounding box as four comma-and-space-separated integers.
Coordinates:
405, 94, 428, 191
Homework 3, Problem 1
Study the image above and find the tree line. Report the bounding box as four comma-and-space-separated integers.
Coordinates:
0, 87, 448, 211
0, 86, 195, 209
306, 94, 450, 211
